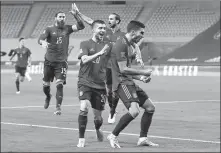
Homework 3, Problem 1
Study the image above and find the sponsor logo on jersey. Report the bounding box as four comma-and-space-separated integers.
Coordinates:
89, 48, 95, 52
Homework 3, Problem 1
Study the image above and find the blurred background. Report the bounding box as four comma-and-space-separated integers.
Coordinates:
1, 0, 220, 68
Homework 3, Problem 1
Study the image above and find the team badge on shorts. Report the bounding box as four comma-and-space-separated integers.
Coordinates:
132, 92, 138, 98
79, 91, 83, 96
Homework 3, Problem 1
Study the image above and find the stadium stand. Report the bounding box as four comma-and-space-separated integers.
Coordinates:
1, 5, 31, 38
31, 2, 143, 37
145, 1, 220, 37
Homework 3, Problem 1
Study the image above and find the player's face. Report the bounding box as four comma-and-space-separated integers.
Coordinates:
19, 39, 25, 47
93, 23, 106, 40
55, 13, 66, 28
108, 14, 118, 28
131, 28, 145, 43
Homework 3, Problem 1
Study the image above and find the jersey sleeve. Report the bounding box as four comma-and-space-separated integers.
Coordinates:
78, 41, 89, 60
66, 25, 74, 35
27, 48, 32, 57
112, 39, 127, 62
38, 27, 50, 44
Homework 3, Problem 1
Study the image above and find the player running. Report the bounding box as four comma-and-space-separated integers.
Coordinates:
71, 3, 144, 124
8, 37, 32, 94
38, 6, 85, 115
77, 20, 112, 147
107, 20, 159, 148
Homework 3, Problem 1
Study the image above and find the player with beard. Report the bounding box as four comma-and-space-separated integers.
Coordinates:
71, 3, 144, 124
38, 6, 85, 115
107, 21, 159, 148
77, 20, 112, 147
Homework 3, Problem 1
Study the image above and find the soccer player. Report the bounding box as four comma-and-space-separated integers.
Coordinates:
8, 37, 32, 94
77, 20, 112, 147
72, 3, 144, 124
38, 6, 85, 115
107, 21, 159, 148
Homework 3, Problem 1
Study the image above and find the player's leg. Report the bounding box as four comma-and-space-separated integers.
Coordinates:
19, 67, 26, 82
15, 66, 20, 94
107, 84, 140, 148
53, 61, 68, 115
25, 66, 32, 82
42, 61, 53, 109
15, 66, 21, 94
77, 85, 92, 147
106, 68, 119, 124
137, 86, 159, 147
91, 89, 106, 142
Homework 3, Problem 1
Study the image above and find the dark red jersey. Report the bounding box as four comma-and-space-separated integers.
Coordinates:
110, 36, 137, 91
38, 24, 74, 62
78, 39, 112, 89
104, 28, 125, 68
12, 47, 31, 67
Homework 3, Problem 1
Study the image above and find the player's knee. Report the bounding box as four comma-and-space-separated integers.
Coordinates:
80, 100, 90, 112
20, 77, 25, 82
128, 102, 140, 118
43, 81, 50, 87
106, 85, 112, 96
79, 110, 88, 116
144, 100, 155, 113
56, 79, 64, 86
94, 115, 103, 129
56, 83, 63, 90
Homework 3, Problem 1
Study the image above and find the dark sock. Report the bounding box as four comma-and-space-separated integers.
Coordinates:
94, 118, 103, 130
112, 113, 134, 136
107, 93, 113, 110
15, 80, 20, 91
43, 86, 50, 97
56, 84, 63, 106
140, 112, 154, 137
110, 96, 119, 118
78, 111, 88, 138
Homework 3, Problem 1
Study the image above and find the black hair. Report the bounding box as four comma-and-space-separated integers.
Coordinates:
19, 37, 24, 42
127, 20, 145, 33
55, 11, 65, 17
92, 20, 106, 28
110, 13, 121, 24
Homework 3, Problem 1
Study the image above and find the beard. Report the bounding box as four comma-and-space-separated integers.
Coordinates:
109, 23, 116, 29
57, 21, 65, 28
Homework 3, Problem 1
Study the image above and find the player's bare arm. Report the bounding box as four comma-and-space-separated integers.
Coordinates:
72, 3, 94, 25
69, 4, 85, 31
117, 60, 152, 76
81, 44, 109, 64
132, 75, 151, 83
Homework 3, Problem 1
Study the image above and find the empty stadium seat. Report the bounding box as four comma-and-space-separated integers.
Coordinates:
1, 5, 30, 38
145, 1, 220, 37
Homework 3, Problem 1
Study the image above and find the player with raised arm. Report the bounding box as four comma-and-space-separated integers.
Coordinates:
72, 3, 144, 124
8, 38, 32, 94
77, 20, 112, 147
38, 6, 85, 115
107, 21, 159, 148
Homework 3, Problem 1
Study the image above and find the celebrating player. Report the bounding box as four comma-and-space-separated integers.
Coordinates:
8, 37, 32, 94
107, 21, 159, 148
72, 3, 144, 124
38, 6, 85, 115
77, 20, 112, 147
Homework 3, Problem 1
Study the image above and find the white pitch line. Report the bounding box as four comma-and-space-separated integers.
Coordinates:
1, 122, 220, 144
1, 100, 220, 109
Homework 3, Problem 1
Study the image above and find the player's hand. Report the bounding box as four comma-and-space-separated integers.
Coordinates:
136, 58, 144, 68
98, 44, 110, 56
41, 41, 49, 49
27, 62, 31, 67
70, 3, 79, 15
143, 69, 153, 77
140, 76, 151, 83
